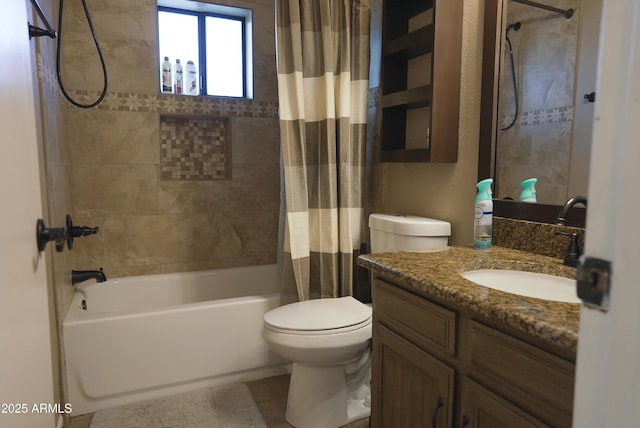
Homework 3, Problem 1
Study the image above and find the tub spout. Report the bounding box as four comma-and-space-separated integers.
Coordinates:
72, 268, 107, 285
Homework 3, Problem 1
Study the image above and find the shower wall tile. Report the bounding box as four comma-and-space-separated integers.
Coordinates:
253, 52, 279, 102
158, 163, 279, 215
68, 109, 160, 164
63, 0, 281, 278
72, 164, 159, 216
208, 211, 279, 260
103, 214, 213, 266
161, 254, 275, 274
61, 0, 157, 94
230, 117, 280, 165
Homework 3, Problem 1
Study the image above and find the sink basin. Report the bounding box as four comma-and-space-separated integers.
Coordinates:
460, 269, 580, 303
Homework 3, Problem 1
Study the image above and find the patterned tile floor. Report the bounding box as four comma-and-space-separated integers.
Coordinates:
67, 374, 370, 428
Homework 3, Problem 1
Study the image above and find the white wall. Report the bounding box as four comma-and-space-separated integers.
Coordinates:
0, 1, 56, 427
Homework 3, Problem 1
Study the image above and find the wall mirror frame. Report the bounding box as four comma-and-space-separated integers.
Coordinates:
478, 0, 586, 228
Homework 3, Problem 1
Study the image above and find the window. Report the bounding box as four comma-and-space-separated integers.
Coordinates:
157, 1, 252, 98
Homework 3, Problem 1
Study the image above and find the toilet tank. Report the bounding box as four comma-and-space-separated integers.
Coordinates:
369, 214, 451, 253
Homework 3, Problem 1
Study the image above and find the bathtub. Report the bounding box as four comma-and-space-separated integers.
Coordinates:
63, 264, 289, 415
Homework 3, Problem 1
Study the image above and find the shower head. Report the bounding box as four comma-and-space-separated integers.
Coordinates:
506, 22, 522, 34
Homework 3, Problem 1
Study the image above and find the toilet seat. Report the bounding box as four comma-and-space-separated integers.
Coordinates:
264, 296, 372, 335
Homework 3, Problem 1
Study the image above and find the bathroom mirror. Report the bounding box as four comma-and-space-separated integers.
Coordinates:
478, 0, 596, 226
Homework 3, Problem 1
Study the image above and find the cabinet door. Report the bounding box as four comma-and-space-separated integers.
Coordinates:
459, 377, 550, 428
371, 323, 455, 428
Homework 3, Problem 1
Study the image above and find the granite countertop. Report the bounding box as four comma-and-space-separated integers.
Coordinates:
357, 246, 580, 354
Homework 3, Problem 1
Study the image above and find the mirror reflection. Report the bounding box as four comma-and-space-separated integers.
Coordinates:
493, 0, 590, 205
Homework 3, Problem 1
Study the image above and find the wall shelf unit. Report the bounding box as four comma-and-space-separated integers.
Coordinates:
380, 0, 463, 162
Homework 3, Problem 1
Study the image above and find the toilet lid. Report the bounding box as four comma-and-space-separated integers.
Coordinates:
264, 296, 372, 331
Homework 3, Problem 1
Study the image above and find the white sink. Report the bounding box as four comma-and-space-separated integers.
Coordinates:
460, 269, 580, 304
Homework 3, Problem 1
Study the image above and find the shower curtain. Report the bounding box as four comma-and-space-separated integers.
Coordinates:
276, 0, 370, 302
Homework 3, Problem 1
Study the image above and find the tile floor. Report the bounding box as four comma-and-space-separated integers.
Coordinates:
67, 374, 370, 428
246, 374, 370, 428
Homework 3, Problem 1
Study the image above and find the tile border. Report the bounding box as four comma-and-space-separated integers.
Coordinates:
37, 53, 278, 118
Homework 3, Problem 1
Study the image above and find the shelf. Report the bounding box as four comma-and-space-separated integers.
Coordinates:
383, 25, 434, 59
382, 85, 431, 109
379, 0, 462, 163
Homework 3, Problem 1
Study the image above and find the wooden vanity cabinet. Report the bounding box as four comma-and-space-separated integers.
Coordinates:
372, 324, 455, 427
380, 0, 462, 162
371, 278, 575, 427
459, 377, 548, 427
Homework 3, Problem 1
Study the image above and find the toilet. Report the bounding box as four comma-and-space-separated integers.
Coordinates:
261, 213, 451, 428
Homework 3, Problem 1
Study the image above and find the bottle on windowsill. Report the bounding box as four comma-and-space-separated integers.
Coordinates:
161, 56, 172, 93
173, 59, 183, 94
185, 60, 198, 96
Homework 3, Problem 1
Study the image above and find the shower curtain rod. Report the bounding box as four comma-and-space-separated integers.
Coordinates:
512, 0, 574, 19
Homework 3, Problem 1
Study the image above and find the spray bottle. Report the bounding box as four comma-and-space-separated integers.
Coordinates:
474, 178, 493, 249
519, 178, 537, 203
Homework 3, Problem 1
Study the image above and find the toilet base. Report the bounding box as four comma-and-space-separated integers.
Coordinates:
285, 363, 371, 428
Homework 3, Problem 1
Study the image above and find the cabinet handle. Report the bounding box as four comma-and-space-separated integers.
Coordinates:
461, 414, 470, 427
432, 396, 444, 428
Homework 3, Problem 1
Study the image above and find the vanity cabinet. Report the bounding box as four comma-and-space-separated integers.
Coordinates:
371, 278, 575, 427
459, 377, 548, 427
380, 0, 462, 162
372, 324, 454, 427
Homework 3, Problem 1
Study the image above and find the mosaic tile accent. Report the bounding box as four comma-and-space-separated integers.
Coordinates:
160, 116, 230, 181
501, 105, 573, 129
70, 90, 279, 117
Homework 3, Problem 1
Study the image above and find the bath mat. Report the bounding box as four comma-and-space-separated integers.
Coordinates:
89, 383, 268, 428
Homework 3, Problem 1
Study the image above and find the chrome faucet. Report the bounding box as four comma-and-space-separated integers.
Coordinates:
72, 269, 107, 285
556, 196, 587, 267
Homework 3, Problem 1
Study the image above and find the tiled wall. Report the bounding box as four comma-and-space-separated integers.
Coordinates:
62, 0, 280, 277
31, 0, 75, 414
496, 0, 580, 204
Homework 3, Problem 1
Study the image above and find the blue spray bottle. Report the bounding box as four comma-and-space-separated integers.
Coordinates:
474, 178, 493, 249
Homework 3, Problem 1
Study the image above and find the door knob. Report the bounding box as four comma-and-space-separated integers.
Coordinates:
583, 92, 596, 103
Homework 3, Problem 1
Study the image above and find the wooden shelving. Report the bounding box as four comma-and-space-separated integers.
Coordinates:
380, 0, 463, 163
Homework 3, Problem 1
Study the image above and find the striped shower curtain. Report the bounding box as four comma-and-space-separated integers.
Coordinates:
276, 0, 370, 302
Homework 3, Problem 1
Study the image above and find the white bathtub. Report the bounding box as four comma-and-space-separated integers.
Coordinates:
63, 264, 288, 415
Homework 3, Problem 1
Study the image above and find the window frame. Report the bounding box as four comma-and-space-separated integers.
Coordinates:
157, 4, 250, 98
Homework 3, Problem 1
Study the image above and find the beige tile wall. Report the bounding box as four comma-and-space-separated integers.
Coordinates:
61, 0, 280, 277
